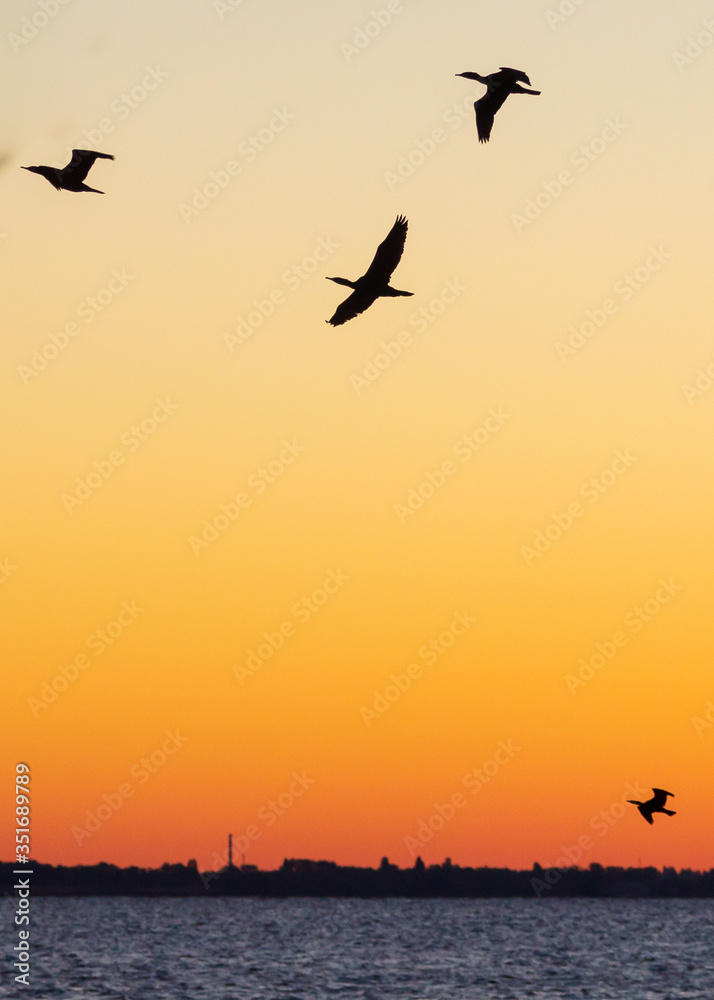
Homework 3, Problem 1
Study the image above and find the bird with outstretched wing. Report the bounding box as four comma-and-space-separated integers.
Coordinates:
326, 215, 412, 326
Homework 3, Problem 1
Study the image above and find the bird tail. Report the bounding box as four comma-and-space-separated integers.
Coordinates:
80, 184, 104, 194
663, 808, 676, 816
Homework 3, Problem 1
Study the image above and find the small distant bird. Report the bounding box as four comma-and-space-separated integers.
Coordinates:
22, 149, 115, 193
455, 67, 540, 143
326, 215, 412, 326
628, 788, 676, 825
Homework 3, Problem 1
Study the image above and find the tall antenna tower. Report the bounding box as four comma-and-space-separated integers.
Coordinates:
228, 833, 233, 867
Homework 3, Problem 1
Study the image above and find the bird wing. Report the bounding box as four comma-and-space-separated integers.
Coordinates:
638, 805, 654, 824
64, 149, 115, 183
475, 89, 510, 143
362, 215, 409, 284
327, 288, 376, 326
651, 788, 673, 805
499, 67, 532, 85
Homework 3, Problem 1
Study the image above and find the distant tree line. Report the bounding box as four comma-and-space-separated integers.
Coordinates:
4, 858, 714, 898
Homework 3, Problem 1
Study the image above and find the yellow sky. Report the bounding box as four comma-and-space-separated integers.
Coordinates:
2, 0, 714, 871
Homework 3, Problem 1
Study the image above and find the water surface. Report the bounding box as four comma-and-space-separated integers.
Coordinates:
8, 897, 714, 999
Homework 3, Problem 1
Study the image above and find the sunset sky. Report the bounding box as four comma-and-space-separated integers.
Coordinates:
3, 0, 714, 874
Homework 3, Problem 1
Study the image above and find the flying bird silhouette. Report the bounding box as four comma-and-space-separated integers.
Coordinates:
22, 149, 115, 193
326, 215, 412, 326
455, 67, 540, 143
627, 788, 676, 825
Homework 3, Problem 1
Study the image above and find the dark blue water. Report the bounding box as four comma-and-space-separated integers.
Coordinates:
5, 897, 714, 998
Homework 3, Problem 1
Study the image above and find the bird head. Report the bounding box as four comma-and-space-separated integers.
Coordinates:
627, 800, 643, 807
326, 276, 355, 288
22, 165, 61, 188
455, 72, 483, 81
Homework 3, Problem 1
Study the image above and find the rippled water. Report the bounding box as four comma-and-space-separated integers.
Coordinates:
5, 897, 714, 999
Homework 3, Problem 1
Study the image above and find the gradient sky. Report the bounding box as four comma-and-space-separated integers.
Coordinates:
3, 0, 714, 873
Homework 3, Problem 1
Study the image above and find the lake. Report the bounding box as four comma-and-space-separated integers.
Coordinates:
11, 897, 714, 998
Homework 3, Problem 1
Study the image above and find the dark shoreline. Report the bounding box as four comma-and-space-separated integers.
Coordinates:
5, 859, 714, 898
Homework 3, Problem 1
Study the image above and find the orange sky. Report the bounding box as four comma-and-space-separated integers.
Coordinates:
3, 0, 714, 872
